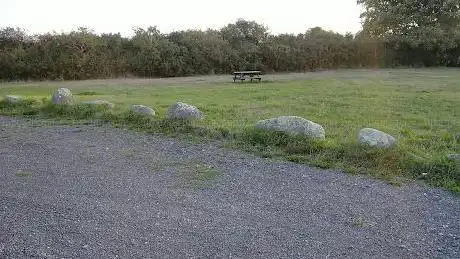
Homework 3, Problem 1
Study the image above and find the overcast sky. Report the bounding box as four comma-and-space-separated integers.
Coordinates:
2, 0, 363, 36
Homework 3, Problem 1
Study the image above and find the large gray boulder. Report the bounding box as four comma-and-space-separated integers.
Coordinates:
447, 154, 460, 161
167, 102, 203, 120
255, 116, 325, 139
131, 104, 155, 116
51, 88, 73, 105
359, 128, 396, 148
83, 100, 114, 109
4, 95, 22, 104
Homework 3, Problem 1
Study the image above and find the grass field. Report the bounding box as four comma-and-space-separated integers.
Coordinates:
1, 69, 459, 191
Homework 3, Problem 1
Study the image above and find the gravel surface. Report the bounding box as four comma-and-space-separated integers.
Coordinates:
1, 116, 459, 258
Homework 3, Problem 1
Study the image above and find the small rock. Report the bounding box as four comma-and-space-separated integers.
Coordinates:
51, 88, 73, 105
255, 116, 325, 139
83, 100, 114, 109
358, 128, 397, 148
4, 95, 22, 104
447, 154, 460, 161
167, 102, 203, 120
131, 104, 155, 116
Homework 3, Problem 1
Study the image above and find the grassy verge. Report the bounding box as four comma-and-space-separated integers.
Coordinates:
0, 69, 458, 192
0, 97, 458, 192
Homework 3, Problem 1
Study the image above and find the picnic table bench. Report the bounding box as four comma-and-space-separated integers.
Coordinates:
233, 71, 262, 83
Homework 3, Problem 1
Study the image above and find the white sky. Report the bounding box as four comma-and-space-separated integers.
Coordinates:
1, 0, 363, 36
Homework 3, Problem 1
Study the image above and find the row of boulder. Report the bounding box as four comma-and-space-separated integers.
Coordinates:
2, 87, 424, 150
52, 88, 116, 110
51, 88, 203, 120
255, 115, 397, 148
130, 102, 203, 120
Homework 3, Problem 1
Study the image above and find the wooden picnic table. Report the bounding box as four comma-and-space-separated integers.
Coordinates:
233, 71, 262, 83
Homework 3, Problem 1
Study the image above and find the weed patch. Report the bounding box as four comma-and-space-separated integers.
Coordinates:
15, 170, 33, 177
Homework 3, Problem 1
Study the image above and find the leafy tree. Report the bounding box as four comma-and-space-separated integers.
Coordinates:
221, 19, 269, 70
169, 30, 235, 74
0, 16, 458, 81
130, 26, 187, 77
358, 0, 460, 66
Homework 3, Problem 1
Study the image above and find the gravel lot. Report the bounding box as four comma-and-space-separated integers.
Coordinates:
0, 116, 459, 258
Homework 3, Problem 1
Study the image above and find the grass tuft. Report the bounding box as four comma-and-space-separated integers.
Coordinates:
179, 163, 219, 189
75, 91, 102, 96
41, 102, 113, 120
15, 170, 33, 177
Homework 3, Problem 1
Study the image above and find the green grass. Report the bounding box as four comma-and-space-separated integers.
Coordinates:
15, 170, 33, 177
178, 163, 219, 189
149, 159, 219, 189
1, 69, 459, 192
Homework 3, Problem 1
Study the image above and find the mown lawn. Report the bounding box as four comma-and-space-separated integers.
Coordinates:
1, 69, 459, 191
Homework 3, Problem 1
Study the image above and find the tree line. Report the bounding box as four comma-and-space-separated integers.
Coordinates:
1, 1, 459, 81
